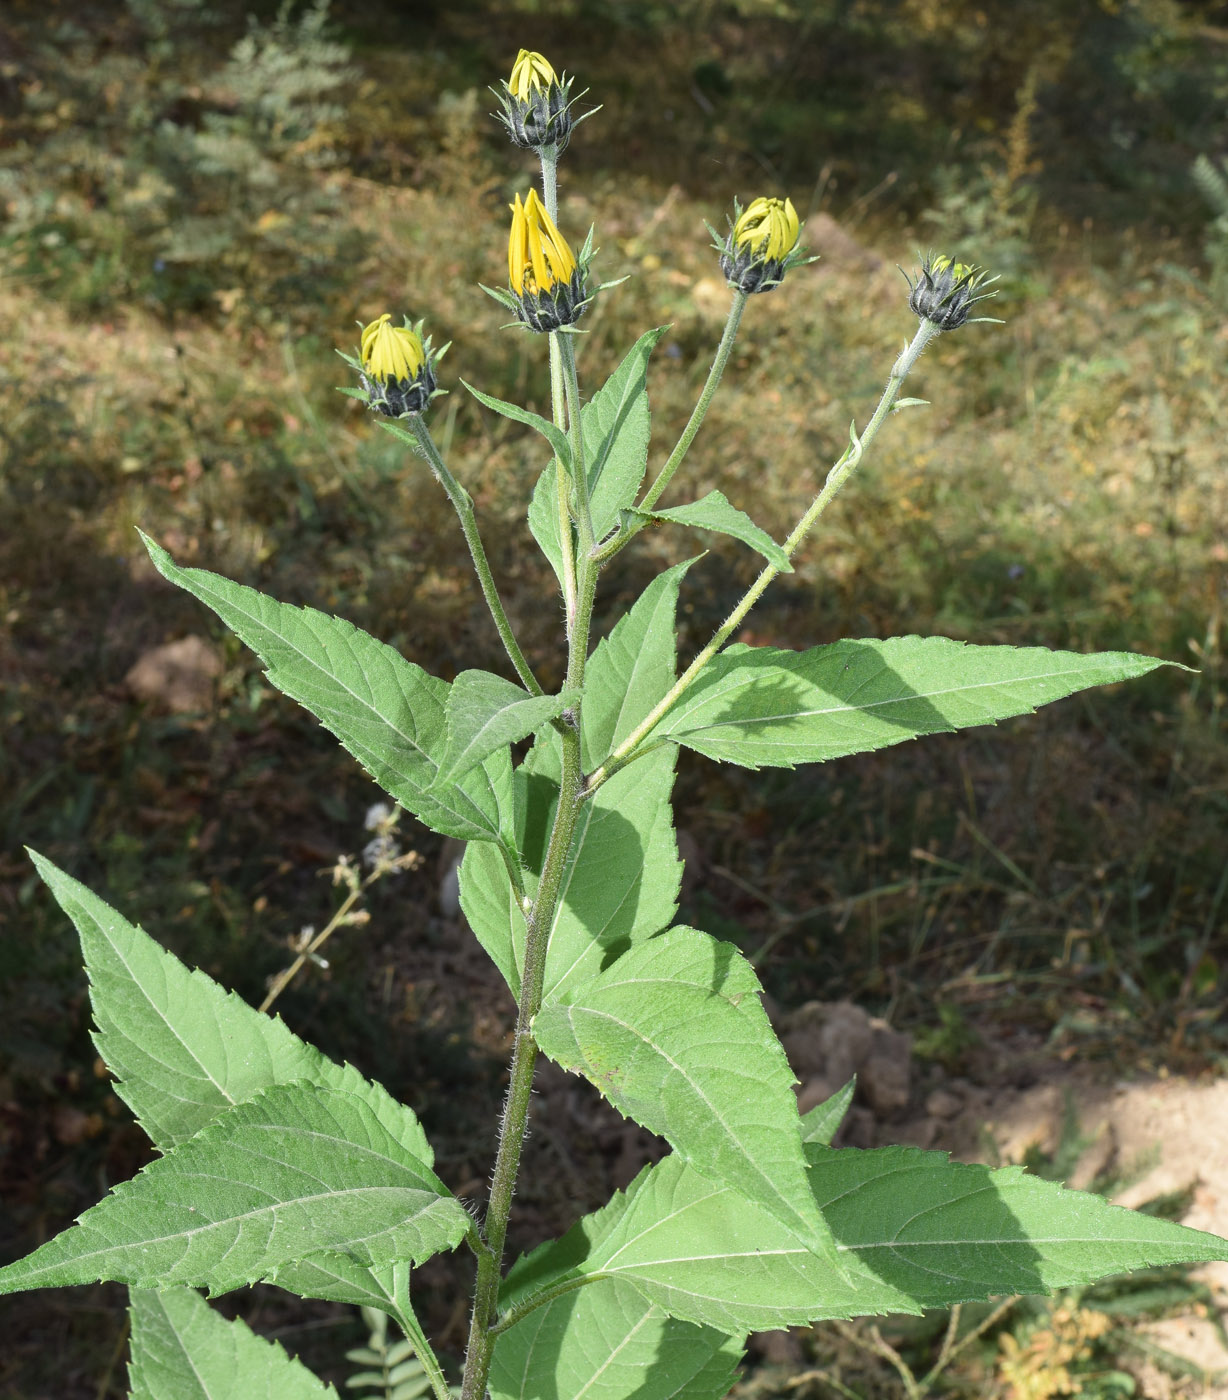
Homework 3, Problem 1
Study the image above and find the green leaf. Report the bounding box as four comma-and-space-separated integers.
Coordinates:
652, 636, 1177, 769
462, 379, 573, 468
581, 557, 697, 769
490, 1277, 742, 1400
534, 925, 837, 1263
128, 1287, 340, 1400
0, 1083, 469, 1297
529, 327, 669, 582
29, 852, 433, 1161
265, 1255, 421, 1339
435, 671, 578, 788
624, 491, 792, 573
505, 1146, 1228, 1335
584, 326, 670, 541
142, 534, 513, 847
459, 744, 680, 1004
800, 1080, 856, 1146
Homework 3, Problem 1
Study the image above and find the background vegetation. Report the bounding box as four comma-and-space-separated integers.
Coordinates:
1, 0, 1226, 1394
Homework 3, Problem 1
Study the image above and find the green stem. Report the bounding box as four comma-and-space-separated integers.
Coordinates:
487, 1272, 606, 1338
586, 319, 940, 792
383, 1262, 452, 1400
540, 146, 579, 632
459, 145, 599, 1400
410, 416, 544, 696
549, 334, 580, 634
557, 331, 594, 554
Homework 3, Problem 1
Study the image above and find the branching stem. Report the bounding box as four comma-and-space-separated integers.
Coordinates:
585, 319, 939, 792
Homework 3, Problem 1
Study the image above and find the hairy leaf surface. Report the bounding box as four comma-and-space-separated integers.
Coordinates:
144, 535, 513, 847
128, 1286, 339, 1400
624, 492, 791, 573
0, 1084, 468, 1297
30, 852, 432, 1161
534, 926, 835, 1262
504, 1147, 1228, 1334
491, 1276, 742, 1400
652, 637, 1176, 768
436, 670, 578, 788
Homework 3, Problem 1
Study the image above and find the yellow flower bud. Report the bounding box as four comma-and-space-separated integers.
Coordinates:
508, 49, 558, 101
505, 190, 586, 330
361, 313, 426, 382
733, 196, 800, 262
356, 314, 437, 416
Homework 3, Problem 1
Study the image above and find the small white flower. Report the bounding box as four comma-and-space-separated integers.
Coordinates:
363, 834, 401, 870
364, 802, 393, 831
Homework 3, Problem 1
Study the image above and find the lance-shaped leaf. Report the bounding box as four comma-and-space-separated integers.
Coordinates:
623, 491, 792, 574
503, 1146, 1228, 1336
490, 1276, 742, 1400
800, 1080, 856, 1146
529, 326, 669, 581
534, 925, 837, 1264
462, 379, 573, 469
581, 557, 697, 769
266, 1254, 419, 1333
650, 636, 1178, 769
0, 1083, 469, 1298
142, 535, 514, 848
29, 851, 433, 1161
128, 1286, 339, 1400
459, 743, 680, 1004
435, 670, 579, 788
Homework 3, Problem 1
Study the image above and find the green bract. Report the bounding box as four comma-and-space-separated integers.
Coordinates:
4, 46, 1221, 1400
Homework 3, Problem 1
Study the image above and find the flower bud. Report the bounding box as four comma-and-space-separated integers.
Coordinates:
356, 314, 439, 416
507, 188, 588, 332
718, 196, 804, 294
495, 48, 576, 152
906, 254, 996, 331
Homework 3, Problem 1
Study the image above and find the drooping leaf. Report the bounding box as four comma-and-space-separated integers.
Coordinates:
459, 743, 680, 1004
503, 1146, 1228, 1336
29, 852, 433, 1161
0, 1084, 469, 1298
623, 491, 792, 573
462, 379, 573, 469
581, 557, 697, 769
800, 1080, 856, 1146
529, 326, 669, 581
143, 535, 513, 848
128, 1286, 340, 1400
435, 671, 578, 788
534, 925, 836, 1263
651, 636, 1178, 769
490, 1276, 742, 1400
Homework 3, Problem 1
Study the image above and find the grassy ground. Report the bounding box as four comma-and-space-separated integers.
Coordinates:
2, 0, 1227, 1395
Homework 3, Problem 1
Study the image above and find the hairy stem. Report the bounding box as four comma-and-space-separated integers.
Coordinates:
586, 319, 940, 791
459, 144, 599, 1399
411, 417, 545, 696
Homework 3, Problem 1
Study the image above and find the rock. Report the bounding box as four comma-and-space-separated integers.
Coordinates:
859, 1022, 912, 1115
925, 1088, 964, 1120
819, 1002, 875, 1087
125, 636, 222, 713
